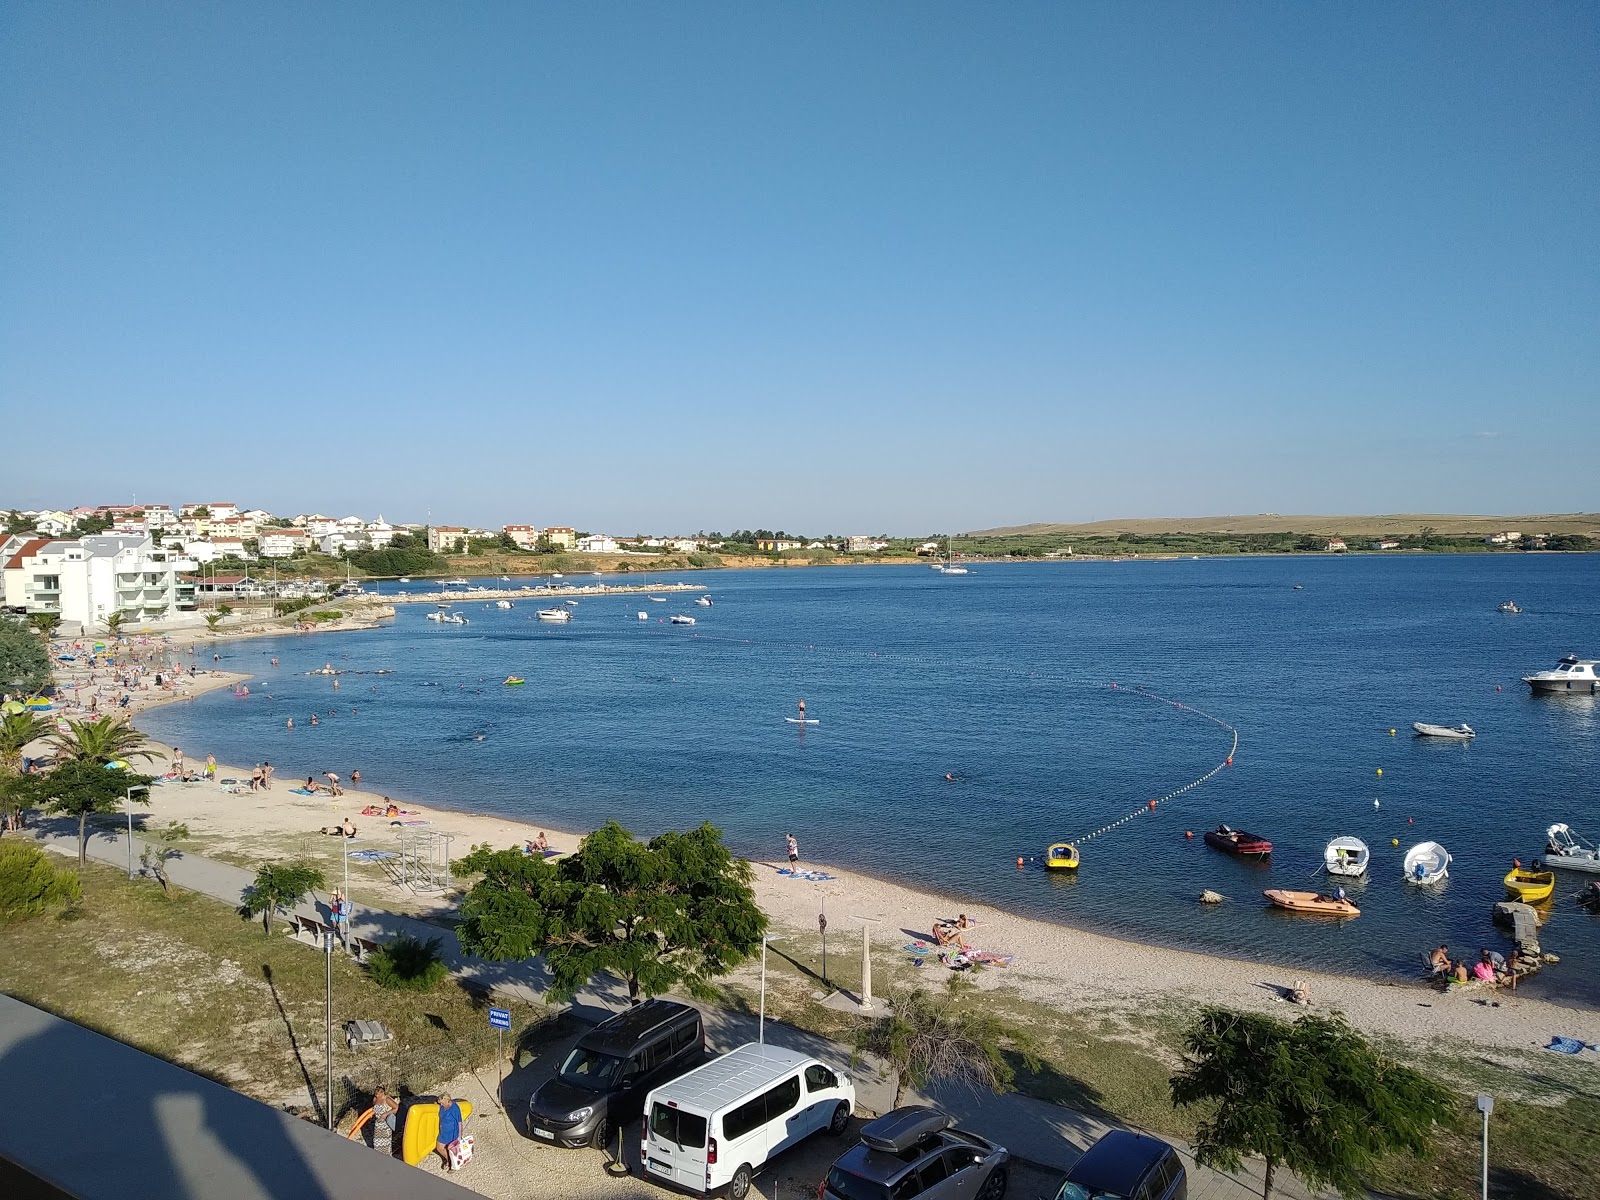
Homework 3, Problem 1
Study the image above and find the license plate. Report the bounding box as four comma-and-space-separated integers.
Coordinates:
647, 1158, 670, 1174
532, 1128, 555, 1141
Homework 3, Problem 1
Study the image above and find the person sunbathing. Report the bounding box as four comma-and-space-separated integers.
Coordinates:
534, 831, 550, 852
933, 922, 969, 949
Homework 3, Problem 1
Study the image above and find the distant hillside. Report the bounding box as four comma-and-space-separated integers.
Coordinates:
968, 513, 1600, 538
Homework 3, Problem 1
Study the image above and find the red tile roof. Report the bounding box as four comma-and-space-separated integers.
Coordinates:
4, 538, 49, 571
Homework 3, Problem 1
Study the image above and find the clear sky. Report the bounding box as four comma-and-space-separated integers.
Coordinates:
2, 4, 1595, 533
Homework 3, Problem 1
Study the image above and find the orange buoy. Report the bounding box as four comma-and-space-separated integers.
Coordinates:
1226, 756, 1233, 766
1148, 800, 1157, 810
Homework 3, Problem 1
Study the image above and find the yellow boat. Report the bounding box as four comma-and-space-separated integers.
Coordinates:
1044, 842, 1080, 870
1504, 867, 1555, 903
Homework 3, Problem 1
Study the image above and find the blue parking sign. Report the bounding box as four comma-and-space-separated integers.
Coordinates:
488, 1007, 511, 1030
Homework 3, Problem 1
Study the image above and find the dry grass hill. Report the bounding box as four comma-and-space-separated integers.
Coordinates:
969, 513, 1600, 538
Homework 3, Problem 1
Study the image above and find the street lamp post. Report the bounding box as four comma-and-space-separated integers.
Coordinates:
341, 836, 354, 952
325, 930, 336, 1129
124, 785, 149, 880
758, 936, 782, 1044
1476, 1093, 1493, 1200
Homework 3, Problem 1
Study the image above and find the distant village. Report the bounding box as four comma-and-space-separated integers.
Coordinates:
1, 501, 913, 632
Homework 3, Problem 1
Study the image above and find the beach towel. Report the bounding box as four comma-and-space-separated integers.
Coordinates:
778, 867, 836, 881
966, 951, 1014, 967
392, 819, 430, 826
290, 788, 318, 795
347, 850, 398, 863
1546, 1036, 1594, 1055
904, 942, 932, 955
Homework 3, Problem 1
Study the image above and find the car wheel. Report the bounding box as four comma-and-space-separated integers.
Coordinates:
978, 1168, 1008, 1200
726, 1164, 754, 1199
828, 1101, 850, 1135
587, 1120, 610, 1152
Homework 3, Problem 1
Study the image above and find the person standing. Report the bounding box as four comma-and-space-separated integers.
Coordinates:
204, 754, 216, 781
262, 762, 274, 790
435, 1094, 464, 1169
370, 1086, 396, 1154
785, 833, 799, 866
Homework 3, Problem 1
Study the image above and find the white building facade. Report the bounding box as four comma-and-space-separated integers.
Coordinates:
8, 536, 197, 628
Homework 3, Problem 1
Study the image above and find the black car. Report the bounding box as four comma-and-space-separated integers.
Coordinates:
526, 999, 703, 1149
1054, 1130, 1186, 1200
823, 1105, 1009, 1200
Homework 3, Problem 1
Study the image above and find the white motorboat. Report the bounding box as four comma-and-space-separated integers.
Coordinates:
1543, 824, 1600, 874
670, 614, 696, 625
1523, 655, 1600, 694
495, 600, 514, 609
500, 575, 511, 581
637, 611, 649, 621
565, 600, 578, 607
425, 611, 446, 622
695, 596, 712, 607
398, 577, 411, 583
551, 572, 564, 579
536, 608, 571, 622
443, 578, 470, 587
1402, 841, 1450, 886
1498, 600, 1521, 613
1324, 836, 1370, 877
648, 596, 667, 602
1412, 722, 1475, 740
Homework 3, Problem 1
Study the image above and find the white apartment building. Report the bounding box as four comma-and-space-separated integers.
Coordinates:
320, 532, 368, 556
502, 524, 539, 549
182, 502, 237, 520
427, 526, 468, 554
365, 516, 396, 547
577, 534, 619, 553
5, 536, 197, 628
259, 530, 312, 558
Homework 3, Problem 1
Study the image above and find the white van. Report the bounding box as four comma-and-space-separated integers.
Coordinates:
642, 1042, 855, 1199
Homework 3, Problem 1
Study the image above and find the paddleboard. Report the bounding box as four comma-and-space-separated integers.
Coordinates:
784, 718, 820, 725
401, 1100, 472, 1165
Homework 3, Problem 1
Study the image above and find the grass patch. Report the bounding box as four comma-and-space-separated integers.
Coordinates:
0, 858, 551, 1121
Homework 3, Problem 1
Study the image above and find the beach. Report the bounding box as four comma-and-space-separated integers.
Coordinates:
26, 615, 1600, 1069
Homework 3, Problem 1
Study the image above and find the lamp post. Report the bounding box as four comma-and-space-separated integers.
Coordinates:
757, 936, 779, 1044
325, 930, 336, 1129
124, 784, 149, 880
341, 836, 354, 952
1476, 1093, 1493, 1200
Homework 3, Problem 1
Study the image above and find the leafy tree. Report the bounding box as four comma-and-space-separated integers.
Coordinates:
0, 840, 81, 918
1171, 1007, 1455, 1199
368, 933, 450, 990
3, 510, 30, 536
456, 820, 766, 1003
25, 613, 60, 643
49, 717, 155, 768
139, 821, 188, 897
241, 863, 326, 936
0, 619, 53, 692
856, 981, 1036, 1107
23, 760, 154, 865
0, 710, 52, 773
190, 505, 211, 519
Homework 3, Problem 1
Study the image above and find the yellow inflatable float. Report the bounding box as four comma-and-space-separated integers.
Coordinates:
401, 1099, 472, 1165
1044, 842, 1080, 870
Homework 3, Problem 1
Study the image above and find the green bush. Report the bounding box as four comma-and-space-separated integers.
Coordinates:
367, 933, 450, 991
0, 841, 82, 919
686, 553, 722, 568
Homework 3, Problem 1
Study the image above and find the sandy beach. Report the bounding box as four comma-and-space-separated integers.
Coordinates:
27, 621, 1600, 1068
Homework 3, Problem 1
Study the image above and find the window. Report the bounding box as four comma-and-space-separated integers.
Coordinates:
670, 1021, 700, 1054
651, 1103, 707, 1149
723, 1096, 766, 1142
943, 1148, 982, 1175
637, 1038, 666, 1073
917, 1154, 951, 1189
889, 1174, 924, 1200
804, 1064, 838, 1092
1154, 1152, 1182, 1196
822, 1169, 891, 1200
557, 1047, 621, 1088
764, 1075, 801, 1121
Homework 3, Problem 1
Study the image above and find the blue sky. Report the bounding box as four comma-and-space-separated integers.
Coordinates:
2, 4, 1595, 533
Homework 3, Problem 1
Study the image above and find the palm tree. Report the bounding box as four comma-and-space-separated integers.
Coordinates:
49, 717, 156, 768
0, 709, 52, 773
203, 613, 224, 634
26, 613, 60, 641
103, 611, 126, 639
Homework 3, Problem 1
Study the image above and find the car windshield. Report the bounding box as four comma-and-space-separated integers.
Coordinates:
825, 1168, 892, 1200
1057, 1184, 1131, 1200
558, 1046, 622, 1088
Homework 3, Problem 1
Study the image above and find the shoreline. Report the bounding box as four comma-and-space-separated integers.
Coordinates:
101, 635, 1600, 1061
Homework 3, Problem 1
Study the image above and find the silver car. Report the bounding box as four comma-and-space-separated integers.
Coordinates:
822, 1106, 1009, 1200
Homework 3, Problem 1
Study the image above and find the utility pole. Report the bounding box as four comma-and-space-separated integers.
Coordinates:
1476, 1093, 1493, 1200
325, 931, 336, 1129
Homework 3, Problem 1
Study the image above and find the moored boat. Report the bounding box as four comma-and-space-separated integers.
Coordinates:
535, 608, 571, 622
1403, 841, 1450, 886
1204, 825, 1272, 857
669, 614, 696, 625
1324, 836, 1370, 877
1543, 824, 1600, 874
1498, 600, 1520, 613
1264, 889, 1360, 917
695, 596, 713, 606
1044, 842, 1079, 870
1522, 655, 1600, 694
1504, 867, 1555, 903
1412, 722, 1474, 739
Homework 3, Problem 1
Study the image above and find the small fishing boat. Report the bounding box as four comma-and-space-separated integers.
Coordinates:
1323, 836, 1370, 877
648, 596, 667, 603
1504, 867, 1555, 903
1044, 843, 1080, 871
669, 614, 696, 625
1403, 841, 1451, 886
425, 611, 446, 622
495, 600, 513, 609
1412, 722, 1475, 739
695, 596, 713, 607
1523, 655, 1600, 694
1498, 600, 1521, 613
637, 611, 649, 621
1543, 824, 1600, 874
536, 609, 571, 622
442, 578, 470, 587
502, 676, 525, 686
551, 572, 563, 579
1264, 889, 1360, 917
1204, 825, 1273, 857
398, 577, 411, 583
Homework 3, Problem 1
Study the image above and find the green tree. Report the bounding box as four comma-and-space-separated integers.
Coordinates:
103, 611, 127, 638
0, 619, 53, 692
0, 840, 81, 918
856, 982, 1036, 1108
1171, 1007, 1455, 1199
23, 760, 154, 865
49, 717, 155, 768
368, 933, 450, 990
456, 820, 766, 1003
0, 709, 52, 774
25, 613, 61, 642
204, 613, 224, 634
241, 863, 326, 936
139, 821, 188, 897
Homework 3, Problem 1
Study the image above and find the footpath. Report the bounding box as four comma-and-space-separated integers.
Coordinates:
30, 821, 1334, 1200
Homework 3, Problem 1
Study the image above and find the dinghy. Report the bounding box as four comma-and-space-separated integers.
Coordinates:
1044, 843, 1080, 871
1204, 825, 1272, 857
1324, 836, 1370, 877
1403, 841, 1451, 886
1412, 722, 1474, 739
1503, 867, 1555, 903
1264, 889, 1360, 917
1543, 824, 1600, 874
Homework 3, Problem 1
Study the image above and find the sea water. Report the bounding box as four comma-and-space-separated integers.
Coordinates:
138, 556, 1600, 1007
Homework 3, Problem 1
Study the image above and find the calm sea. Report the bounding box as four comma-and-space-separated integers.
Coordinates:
138, 556, 1600, 1008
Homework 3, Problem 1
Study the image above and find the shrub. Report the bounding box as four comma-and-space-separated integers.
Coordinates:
686, 553, 722, 568
0, 841, 82, 919
367, 933, 450, 991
